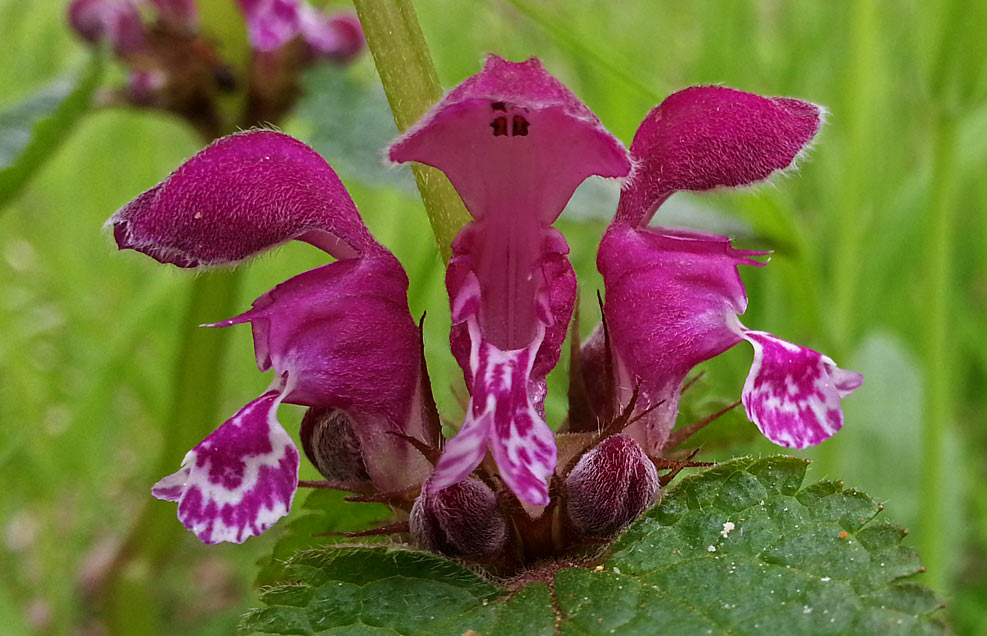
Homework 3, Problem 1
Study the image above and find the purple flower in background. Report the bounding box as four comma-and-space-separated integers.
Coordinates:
68, 0, 146, 54
108, 56, 861, 544
238, 0, 365, 61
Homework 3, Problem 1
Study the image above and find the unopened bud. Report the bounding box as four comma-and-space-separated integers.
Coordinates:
565, 434, 660, 537
300, 407, 370, 482
410, 478, 507, 560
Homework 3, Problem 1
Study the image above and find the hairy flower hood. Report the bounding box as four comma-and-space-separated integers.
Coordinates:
108, 56, 861, 544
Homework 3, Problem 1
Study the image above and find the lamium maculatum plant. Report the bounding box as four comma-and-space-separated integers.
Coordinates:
107, 55, 862, 562
104, 53, 948, 634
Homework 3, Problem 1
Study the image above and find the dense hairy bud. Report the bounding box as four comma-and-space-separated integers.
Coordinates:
410, 479, 507, 560
565, 434, 660, 537
300, 407, 370, 482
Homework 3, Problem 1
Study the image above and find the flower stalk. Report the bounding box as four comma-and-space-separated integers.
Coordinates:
353, 0, 470, 262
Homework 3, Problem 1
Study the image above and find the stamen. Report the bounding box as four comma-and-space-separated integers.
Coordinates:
512, 115, 530, 136
491, 117, 508, 136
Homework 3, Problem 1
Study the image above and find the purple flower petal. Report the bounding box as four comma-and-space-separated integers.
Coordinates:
297, 7, 364, 62
152, 391, 299, 544
389, 56, 630, 228
209, 253, 433, 491
390, 57, 631, 504
617, 86, 823, 226
741, 329, 863, 449
237, 0, 301, 52
598, 224, 766, 451
428, 302, 557, 506
108, 130, 378, 267
598, 223, 860, 451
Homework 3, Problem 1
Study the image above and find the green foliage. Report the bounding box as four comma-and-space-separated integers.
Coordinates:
255, 490, 391, 588
0, 54, 102, 210
242, 457, 946, 635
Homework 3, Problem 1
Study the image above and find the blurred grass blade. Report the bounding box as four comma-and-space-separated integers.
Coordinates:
503, 0, 661, 103
0, 54, 102, 212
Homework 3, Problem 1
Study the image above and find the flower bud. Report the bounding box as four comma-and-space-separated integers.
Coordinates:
565, 434, 660, 537
410, 478, 507, 561
300, 407, 370, 482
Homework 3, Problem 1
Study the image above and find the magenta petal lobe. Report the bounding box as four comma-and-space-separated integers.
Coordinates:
618, 86, 823, 226
152, 391, 300, 544
740, 330, 863, 449
430, 322, 557, 506
108, 130, 377, 268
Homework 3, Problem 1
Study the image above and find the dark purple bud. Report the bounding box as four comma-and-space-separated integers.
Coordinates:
300, 407, 370, 483
565, 434, 660, 537
410, 478, 507, 560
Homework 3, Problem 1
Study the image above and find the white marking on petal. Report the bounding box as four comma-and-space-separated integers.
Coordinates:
153, 391, 300, 544
740, 329, 862, 449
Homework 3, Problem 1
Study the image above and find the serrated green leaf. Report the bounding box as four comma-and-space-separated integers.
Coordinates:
244, 457, 948, 636
0, 55, 102, 210
255, 489, 391, 587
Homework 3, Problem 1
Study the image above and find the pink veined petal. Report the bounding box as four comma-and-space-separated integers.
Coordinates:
392, 57, 628, 503
152, 390, 300, 544
237, 0, 301, 52
207, 253, 433, 491
597, 224, 767, 452
107, 130, 378, 267
739, 328, 863, 449
297, 6, 364, 62
389, 56, 628, 352
617, 86, 824, 226
429, 317, 557, 506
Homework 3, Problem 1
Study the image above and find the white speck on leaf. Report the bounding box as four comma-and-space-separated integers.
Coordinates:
707, 545, 717, 552
720, 521, 736, 538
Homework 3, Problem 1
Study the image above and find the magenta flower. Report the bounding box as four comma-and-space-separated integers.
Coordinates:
109, 132, 434, 543
68, 0, 146, 55
108, 56, 860, 544
237, 0, 365, 61
595, 86, 863, 454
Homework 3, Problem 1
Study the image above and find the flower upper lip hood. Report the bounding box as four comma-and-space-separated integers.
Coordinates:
107, 55, 861, 544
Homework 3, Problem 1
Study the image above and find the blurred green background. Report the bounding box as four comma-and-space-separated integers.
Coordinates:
1, 0, 985, 633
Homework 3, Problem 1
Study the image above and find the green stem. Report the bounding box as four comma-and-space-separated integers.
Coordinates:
919, 107, 957, 594
353, 0, 470, 263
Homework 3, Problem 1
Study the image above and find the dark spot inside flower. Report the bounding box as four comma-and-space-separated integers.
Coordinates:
491, 116, 508, 136
491, 101, 507, 111
512, 115, 529, 136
